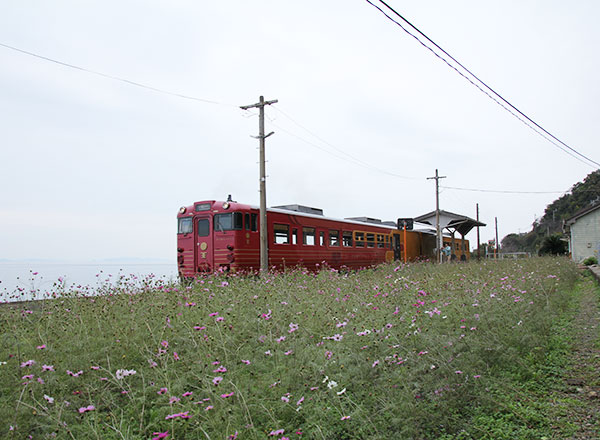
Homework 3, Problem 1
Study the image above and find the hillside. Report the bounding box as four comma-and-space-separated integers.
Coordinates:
501, 169, 600, 254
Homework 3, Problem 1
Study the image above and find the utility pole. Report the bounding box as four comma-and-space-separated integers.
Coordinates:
240, 95, 278, 273
427, 169, 446, 263
495, 217, 499, 259
476, 203, 480, 260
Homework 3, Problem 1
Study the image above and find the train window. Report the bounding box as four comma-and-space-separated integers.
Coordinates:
251, 214, 258, 232
377, 234, 385, 248
292, 228, 298, 245
274, 224, 289, 244
214, 213, 243, 232
319, 231, 325, 246
197, 219, 209, 237
178, 217, 193, 234
366, 233, 375, 248
355, 232, 365, 248
303, 227, 315, 245
245, 213, 250, 230
329, 230, 340, 246
343, 231, 353, 247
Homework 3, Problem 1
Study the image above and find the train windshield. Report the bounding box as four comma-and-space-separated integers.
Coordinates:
214, 212, 244, 232
178, 217, 193, 234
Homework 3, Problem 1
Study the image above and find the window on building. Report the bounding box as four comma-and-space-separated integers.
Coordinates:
274, 224, 289, 244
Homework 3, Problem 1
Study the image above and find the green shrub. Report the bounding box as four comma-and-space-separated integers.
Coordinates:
582, 256, 598, 265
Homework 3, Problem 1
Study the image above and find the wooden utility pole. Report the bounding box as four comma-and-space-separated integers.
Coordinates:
476, 203, 480, 260
240, 96, 278, 273
427, 169, 446, 263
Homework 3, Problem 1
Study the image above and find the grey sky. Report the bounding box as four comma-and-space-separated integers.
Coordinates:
1, 0, 598, 262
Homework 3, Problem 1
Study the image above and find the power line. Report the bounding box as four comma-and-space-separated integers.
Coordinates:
0, 42, 235, 107
441, 185, 567, 195
365, 0, 600, 169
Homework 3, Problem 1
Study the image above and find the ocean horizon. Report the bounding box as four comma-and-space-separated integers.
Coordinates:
0, 260, 178, 303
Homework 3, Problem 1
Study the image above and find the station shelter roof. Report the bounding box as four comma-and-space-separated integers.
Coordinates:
414, 210, 486, 237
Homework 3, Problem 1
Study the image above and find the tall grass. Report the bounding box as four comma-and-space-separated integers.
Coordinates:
0, 257, 580, 439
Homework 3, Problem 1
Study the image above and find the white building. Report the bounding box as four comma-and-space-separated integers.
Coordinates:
566, 204, 600, 262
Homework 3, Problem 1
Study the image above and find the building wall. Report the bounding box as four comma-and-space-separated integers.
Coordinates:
570, 207, 600, 262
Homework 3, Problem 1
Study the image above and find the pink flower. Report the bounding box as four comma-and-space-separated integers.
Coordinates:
158, 387, 168, 395
455, 370, 463, 374
213, 366, 227, 373
288, 323, 299, 333
42, 365, 54, 372
169, 396, 180, 404
296, 397, 304, 406
90, 366, 100, 370
212, 376, 223, 386
161, 340, 169, 348
182, 391, 193, 397
204, 405, 213, 411
22, 374, 34, 380
220, 392, 235, 398
173, 352, 180, 361
151, 431, 169, 440
20, 360, 35, 368
165, 411, 190, 420
372, 360, 379, 368
36, 344, 46, 350
208, 312, 219, 317
276, 336, 286, 343
281, 395, 290, 403
269, 429, 284, 436
78, 405, 95, 414
284, 350, 293, 356
341, 416, 351, 421
241, 359, 251, 365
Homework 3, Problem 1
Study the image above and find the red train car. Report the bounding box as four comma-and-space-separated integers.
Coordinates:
176, 200, 468, 279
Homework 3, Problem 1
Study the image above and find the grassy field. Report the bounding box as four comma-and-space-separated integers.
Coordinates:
0, 257, 589, 439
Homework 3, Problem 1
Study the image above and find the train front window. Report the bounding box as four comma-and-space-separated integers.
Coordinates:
197, 219, 209, 237
178, 217, 193, 234
214, 212, 243, 232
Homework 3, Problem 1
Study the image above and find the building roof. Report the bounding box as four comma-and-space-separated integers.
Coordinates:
414, 210, 486, 236
566, 202, 600, 226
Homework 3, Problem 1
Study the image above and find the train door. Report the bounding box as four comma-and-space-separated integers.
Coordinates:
195, 216, 214, 272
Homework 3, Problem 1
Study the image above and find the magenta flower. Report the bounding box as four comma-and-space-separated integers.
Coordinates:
36, 344, 46, 350
169, 396, 180, 404
161, 340, 169, 348
288, 322, 299, 333
341, 416, 351, 421
151, 431, 169, 440
22, 374, 34, 380
78, 405, 95, 414
220, 392, 235, 398
241, 359, 251, 365
213, 366, 227, 373
90, 366, 100, 370
165, 411, 190, 420
182, 391, 193, 397
157, 387, 168, 395
173, 352, 180, 361
212, 376, 223, 386
269, 429, 284, 436
42, 364, 54, 372
204, 405, 214, 411
20, 360, 35, 368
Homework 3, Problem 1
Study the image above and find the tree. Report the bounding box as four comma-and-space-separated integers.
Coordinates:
538, 234, 568, 256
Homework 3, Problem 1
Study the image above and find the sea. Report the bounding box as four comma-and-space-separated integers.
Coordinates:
0, 261, 178, 303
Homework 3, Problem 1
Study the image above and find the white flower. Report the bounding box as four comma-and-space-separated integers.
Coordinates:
327, 380, 338, 389
43, 394, 54, 404
115, 369, 136, 380
336, 388, 346, 395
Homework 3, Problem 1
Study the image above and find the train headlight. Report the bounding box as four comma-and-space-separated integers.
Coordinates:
222, 202, 230, 210
179, 206, 187, 214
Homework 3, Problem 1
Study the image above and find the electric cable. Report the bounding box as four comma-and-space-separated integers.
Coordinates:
365, 0, 600, 168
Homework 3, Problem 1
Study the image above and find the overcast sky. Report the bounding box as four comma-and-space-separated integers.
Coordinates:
1, 0, 598, 262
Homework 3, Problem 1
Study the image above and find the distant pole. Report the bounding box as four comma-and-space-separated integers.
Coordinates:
427, 169, 446, 263
476, 203, 480, 260
403, 222, 407, 264
240, 96, 278, 273
495, 217, 499, 259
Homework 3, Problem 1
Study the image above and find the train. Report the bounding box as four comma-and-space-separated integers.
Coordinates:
176, 199, 470, 279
